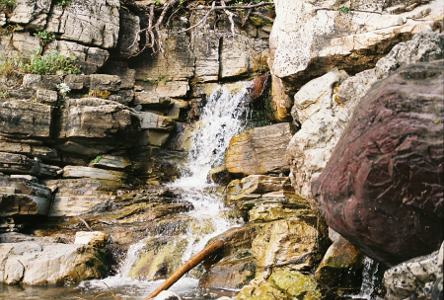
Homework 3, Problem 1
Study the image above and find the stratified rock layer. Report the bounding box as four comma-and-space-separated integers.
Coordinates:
225, 123, 294, 176
312, 61, 444, 267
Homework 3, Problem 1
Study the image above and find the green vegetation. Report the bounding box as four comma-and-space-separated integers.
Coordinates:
142, 76, 169, 84
0, 57, 24, 77
0, 50, 81, 77
338, 6, 351, 14
0, 0, 15, 14
55, 0, 71, 8
34, 30, 55, 47
24, 50, 81, 75
88, 89, 111, 99
91, 155, 102, 163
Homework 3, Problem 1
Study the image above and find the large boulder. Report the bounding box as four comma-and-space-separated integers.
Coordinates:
58, 98, 141, 156
312, 61, 444, 267
0, 241, 107, 285
225, 123, 295, 176
269, 0, 437, 94
287, 31, 444, 207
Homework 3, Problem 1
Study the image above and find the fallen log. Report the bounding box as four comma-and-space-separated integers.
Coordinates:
144, 239, 224, 300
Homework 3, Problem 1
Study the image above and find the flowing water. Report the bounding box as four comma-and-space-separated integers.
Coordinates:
344, 257, 383, 300
44, 83, 250, 300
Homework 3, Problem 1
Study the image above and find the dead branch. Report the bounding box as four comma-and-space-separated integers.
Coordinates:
77, 216, 93, 231
173, 1, 216, 34
126, 0, 274, 58
143, 239, 224, 299
221, 0, 237, 36
190, 2, 273, 10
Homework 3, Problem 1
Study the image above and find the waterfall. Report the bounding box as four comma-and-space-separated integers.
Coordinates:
168, 83, 251, 262
348, 257, 383, 300
174, 83, 251, 187
77, 83, 252, 298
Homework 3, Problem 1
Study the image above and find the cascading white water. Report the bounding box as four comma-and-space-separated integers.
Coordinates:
78, 83, 252, 298
168, 83, 251, 262
173, 83, 252, 187
348, 257, 382, 300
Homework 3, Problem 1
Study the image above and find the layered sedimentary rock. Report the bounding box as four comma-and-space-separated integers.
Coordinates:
0, 99, 55, 140
312, 61, 444, 266
58, 98, 141, 156
225, 123, 295, 176
269, 0, 437, 94
0, 175, 52, 217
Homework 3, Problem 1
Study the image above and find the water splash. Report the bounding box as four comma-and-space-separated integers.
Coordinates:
173, 83, 251, 187
349, 257, 381, 300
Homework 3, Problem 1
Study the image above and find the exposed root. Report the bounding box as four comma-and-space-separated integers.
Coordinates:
125, 0, 274, 58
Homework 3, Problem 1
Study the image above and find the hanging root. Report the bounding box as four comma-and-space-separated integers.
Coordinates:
125, 0, 274, 58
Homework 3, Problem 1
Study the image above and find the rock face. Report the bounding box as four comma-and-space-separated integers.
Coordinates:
287, 31, 444, 208
199, 175, 328, 290
0, 175, 52, 217
0, 241, 107, 285
46, 0, 120, 49
235, 271, 322, 300
269, 0, 436, 94
225, 123, 295, 176
384, 242, 443, 300
0, 99, 55, 140
312, 61, 444, 267
58, 98, 141, 156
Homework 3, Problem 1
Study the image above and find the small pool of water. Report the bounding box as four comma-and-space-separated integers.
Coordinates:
0, 277, 238, 300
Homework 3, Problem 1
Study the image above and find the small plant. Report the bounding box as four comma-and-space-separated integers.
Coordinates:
88, 89, 111, 99
1, 23, 19, 36
91, 155, 102, 164
34, 30, 55, 47
338, 6, 351, 14
23, 50, 81, 75
55, 0, 71, 8
0, 0, 15, 14
154, 0, 162, 7
56, 83, 70, 107
0, 57, 23, 77
57, 82, 71, 95
142, 76, 169, 85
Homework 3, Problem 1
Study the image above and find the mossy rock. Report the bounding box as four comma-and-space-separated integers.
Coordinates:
236, 271, 321, 300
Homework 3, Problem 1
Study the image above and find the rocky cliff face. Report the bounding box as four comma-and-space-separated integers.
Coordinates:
0, 0, 443, 299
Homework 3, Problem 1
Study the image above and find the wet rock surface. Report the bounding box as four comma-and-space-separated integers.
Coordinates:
312, 61, 444, 267
0, 240, 107, 285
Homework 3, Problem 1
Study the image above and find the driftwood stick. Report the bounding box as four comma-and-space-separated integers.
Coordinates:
144, 239, 224, 300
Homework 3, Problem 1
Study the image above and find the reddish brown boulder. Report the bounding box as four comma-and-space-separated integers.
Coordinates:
312, 61, 444, 267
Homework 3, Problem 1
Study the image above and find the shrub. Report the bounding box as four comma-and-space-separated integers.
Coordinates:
23, 50, 81, 75
34, 30, 55, 47
0, 0, 15, 14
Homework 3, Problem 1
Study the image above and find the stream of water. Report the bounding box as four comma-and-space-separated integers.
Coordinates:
74, 83, 252, 299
